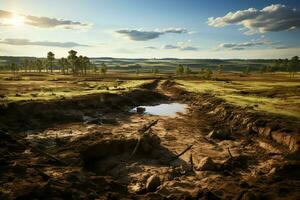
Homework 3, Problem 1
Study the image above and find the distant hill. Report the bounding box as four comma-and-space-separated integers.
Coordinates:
0, 56, 275, 72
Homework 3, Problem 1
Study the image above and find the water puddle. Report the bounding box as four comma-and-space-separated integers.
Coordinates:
131, 103, 188, 116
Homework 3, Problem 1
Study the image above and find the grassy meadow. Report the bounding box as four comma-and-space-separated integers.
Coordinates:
177, 73, 300, 118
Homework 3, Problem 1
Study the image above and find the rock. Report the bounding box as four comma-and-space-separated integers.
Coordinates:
128, 183, 147, 194
82, 115, 98, 124
146, 175, 161, 192
197, 157, 218, 171
271, 131, 299, 152
258, 127, 272, 138
207, 129, 230, 140
257, 140, 281, 153
136, 107, 145, 114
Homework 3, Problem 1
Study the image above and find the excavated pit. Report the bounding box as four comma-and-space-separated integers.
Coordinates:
80, 132, 188, 176
1, 79, 300, 199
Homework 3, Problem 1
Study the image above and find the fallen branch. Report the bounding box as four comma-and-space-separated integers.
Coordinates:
130, 137, 141, 158
227, 147, 233, 158
138, 120, 158, 133
130, 120, 158, 158
168, 144, 193, 162
15, 139, 67, 165
33, 147, 67, 165
189, 153, 194, 171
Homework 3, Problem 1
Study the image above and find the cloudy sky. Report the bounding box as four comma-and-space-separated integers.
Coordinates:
0, 0, 300, 58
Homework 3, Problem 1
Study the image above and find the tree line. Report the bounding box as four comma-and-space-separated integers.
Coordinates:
174, 56, 299, 79
267, 56, 299, 78
1, 50, 109, 75
176, 64, 213, 79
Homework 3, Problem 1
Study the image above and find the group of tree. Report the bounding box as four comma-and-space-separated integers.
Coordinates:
175, 64, 192, 76
198, 68, 213, 79
264, 56, 299, 78
175, 64, 213, 79
135, 67, 159, 76
151, 67, 159, 75
2, 50, 110, 76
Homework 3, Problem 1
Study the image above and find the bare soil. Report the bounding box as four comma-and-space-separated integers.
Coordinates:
0, 80, 299, 199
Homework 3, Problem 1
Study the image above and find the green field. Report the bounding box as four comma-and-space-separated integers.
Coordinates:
177, 77, 300, 118
0, 73, 152, 102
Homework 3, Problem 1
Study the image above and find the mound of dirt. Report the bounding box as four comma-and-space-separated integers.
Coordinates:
162, 80, 300, 158
0, 81, 168, 133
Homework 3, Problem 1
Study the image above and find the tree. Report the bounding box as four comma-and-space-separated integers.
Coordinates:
259, 66, 267, 74
151, 67, 159, 75
58, 58, 69, 74
217, 65, 223, 74
22, 59, 30, 72
35, 59, 43, 73
184, 66, 192, 75
82, 56, 90, 75
176, 64, 184, 76
47, 52, 55, 73
204, 68, 212, 79
198, 68, 212, 79
68, 50, 78, 75
11, 63, 18, 75
100, 63, 107, 74
288, 56, 299, 79
136, 69, 140, 75
92, 63, 98, 73
243, 66, 251, 75
78, 55, 84, 75
42, 59, 48, 73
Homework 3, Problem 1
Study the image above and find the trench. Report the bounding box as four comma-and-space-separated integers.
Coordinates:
2, 80, 300, 199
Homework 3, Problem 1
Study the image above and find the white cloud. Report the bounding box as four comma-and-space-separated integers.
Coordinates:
163, 44, 198, 51
216, 37, 296, 51
0, 38, 89, 47
218, 41, 265, 50
0, 9, 90, 29
115, 28, 188, 41
208, 4, 300, 34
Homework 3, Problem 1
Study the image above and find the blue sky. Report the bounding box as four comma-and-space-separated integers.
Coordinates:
0, 0, 299, 58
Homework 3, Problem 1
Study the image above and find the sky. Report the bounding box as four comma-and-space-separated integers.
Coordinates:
0, 0, 300, 59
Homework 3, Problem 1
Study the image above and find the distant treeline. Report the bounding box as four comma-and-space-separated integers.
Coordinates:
0, 55, 299, 76
0, 50, 108, 75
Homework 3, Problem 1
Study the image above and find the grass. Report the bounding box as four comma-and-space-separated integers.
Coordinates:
177, 77, 300, 118
0, 73, 152, 102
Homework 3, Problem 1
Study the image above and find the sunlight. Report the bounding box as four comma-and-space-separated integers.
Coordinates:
8, 13, 24, 27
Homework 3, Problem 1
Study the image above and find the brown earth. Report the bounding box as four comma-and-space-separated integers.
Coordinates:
0, 80, 299, 199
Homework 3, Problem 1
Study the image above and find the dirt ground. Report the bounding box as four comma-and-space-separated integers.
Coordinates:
0, 80, 299, 199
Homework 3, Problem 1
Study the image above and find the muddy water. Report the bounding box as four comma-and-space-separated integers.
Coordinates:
131, 103, 188, 116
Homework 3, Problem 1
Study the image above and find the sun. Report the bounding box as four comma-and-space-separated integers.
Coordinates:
8, 13, 25, 27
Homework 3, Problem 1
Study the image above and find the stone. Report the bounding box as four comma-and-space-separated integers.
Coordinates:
258, 140, 281, 153
207, 129, 230, 140
271, 131, 299, 152
136, 107, 145, 114
128, 183, 146, 194
146, 175, 161, 192
82, 115, 98, 124
197, 157, 218, 171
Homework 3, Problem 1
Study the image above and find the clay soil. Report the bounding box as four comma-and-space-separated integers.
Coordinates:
0, 80, 299, 200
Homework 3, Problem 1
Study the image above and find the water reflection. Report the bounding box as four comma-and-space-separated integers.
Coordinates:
131, 103, 187, 116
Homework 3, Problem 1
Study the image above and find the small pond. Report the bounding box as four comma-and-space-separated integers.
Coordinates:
131, 103, 188, 116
